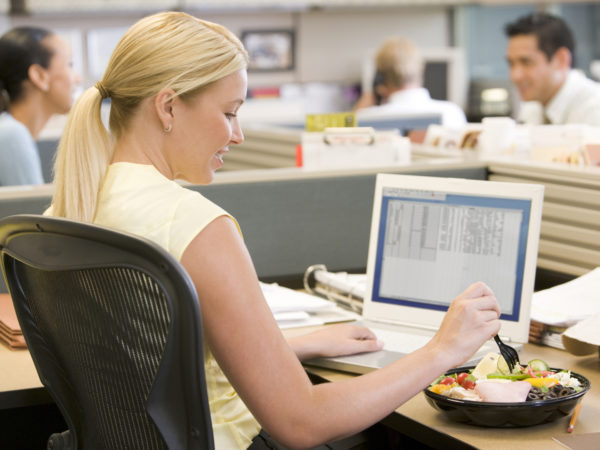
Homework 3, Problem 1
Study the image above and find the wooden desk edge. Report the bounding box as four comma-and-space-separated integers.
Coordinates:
303, 342, 600, 449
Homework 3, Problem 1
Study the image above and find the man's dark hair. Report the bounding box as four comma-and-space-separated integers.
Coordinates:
504, 12, 575, 67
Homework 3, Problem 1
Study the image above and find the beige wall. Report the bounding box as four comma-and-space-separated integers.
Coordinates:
3, 6, 451, 88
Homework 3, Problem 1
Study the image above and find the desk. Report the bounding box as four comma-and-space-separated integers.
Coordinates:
2, 333, 599, 448
0, 343, 49, 409
289, 327, 600, 449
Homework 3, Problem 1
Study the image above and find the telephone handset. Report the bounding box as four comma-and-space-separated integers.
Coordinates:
372, 71, 385, 106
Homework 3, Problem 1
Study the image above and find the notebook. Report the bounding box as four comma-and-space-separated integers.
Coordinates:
306, 173, 544, 374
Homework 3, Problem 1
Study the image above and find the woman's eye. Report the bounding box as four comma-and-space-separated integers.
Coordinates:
225, 112, 237, 120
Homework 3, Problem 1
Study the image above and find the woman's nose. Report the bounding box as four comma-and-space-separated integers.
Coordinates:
231, 119, 244, 144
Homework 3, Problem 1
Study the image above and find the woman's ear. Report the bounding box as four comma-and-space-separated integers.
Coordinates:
27, 64, 50, 92
154, 88, 176, 132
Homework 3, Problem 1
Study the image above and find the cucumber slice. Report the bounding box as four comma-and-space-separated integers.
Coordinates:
527, 358, 550, 372
497, 355, 510, 375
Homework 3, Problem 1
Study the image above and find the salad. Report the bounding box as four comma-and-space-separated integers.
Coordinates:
428, 352, 583, 403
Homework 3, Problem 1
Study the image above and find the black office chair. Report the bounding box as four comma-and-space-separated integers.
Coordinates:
0, 214, 214, 450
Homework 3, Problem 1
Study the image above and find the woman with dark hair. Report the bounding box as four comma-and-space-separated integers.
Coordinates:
0, 26, 80, 186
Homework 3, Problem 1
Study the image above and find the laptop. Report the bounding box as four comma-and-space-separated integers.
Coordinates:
306, 173, 544, 374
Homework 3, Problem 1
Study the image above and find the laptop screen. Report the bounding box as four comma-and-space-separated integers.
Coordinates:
364, 174, 544, 343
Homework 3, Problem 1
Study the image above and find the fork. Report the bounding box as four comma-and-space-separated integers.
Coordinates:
494, 335, 520, 372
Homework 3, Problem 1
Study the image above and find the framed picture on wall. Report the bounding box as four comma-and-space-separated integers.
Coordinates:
241, 29, 295, 72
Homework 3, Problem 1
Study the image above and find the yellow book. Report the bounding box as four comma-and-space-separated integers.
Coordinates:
305, 112, 356, 132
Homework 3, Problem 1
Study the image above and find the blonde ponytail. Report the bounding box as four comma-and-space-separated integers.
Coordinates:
51, 86, 111, 221
49, 11, 247, 222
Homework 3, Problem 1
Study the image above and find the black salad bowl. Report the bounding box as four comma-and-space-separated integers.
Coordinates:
423, 366, 590, 427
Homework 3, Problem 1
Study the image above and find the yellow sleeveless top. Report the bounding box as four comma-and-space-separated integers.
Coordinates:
94, 162, 260, 449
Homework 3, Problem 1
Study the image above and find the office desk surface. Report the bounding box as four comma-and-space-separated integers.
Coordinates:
3, 332, 599, 448
302, 340, 600, 449
0, 344, 41, 391
0, 343, 49, 409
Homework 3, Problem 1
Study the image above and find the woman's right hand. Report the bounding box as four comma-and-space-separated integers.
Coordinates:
427, 282, 501, 367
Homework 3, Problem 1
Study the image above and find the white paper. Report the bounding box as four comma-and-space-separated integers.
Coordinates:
260, 282, 360, 329
261, 282, 333, 313
563, 314, 600, 346
531, 267, 600, 327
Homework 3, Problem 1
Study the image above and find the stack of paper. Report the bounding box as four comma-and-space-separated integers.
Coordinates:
531, 267, 600, 327
0, 293, 26, 349
260, 282, 359, 329
531, 267, 600, 351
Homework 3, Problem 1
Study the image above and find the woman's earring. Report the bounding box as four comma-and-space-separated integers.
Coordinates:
164, 123, 172, 133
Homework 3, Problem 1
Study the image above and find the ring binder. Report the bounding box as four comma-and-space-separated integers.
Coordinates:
303, 264, 364, 314
300, 127, 410, 169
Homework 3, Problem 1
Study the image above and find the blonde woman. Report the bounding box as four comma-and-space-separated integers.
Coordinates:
50, 12, 501, 449
0, 26, 80, 186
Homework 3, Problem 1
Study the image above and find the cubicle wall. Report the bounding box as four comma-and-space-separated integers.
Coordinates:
488, 161, 600, 278
3, 159, 596, 290
0, 188, 53, 293
37, 140, 58, 184
0, 194, 52, 219
226, 114, 442, 172
190, 163, 487, 285
0, 163, 487, 292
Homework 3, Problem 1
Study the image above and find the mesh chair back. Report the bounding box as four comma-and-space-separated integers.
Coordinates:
0, 215, 214, 450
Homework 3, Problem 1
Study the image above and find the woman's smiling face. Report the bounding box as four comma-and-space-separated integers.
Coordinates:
166, 69, 247, 184
43, 34, 81, 114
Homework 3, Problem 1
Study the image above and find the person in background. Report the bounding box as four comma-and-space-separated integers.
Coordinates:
505, 12, 600, 126
0, 26, 81, 186
49, 12, 501, 449
353, 37, 467, 128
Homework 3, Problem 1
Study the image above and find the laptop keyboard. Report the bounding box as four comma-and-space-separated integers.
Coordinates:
372, 327, 505, 367
372, 327, 433, 354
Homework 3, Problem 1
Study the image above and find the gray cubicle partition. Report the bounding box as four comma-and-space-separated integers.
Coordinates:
0, 192, 53, 292
191, 165, 487, 286
37, 140, 59, 183
0, 164, 487, 292
278, 113, 442, 136
0, 195, 52, 219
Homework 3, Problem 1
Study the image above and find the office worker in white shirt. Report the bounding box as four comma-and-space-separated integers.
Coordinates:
0, 26, 80, 186
354, 38, 467, 128
505, 12, 600, 126
49, 12, 501, 449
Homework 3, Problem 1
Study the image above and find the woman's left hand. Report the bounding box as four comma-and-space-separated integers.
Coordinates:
288, 324, 383, 361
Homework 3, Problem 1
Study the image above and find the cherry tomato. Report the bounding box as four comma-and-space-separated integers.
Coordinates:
440, 377, 455, 385
456, 372, 469, 386
534, 371, 556, 377
462, 379, 476, 390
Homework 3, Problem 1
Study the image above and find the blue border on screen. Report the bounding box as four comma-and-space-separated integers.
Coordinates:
371, 193, 531, 322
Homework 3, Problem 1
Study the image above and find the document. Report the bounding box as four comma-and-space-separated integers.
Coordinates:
379, 201, 521, 312
260, 282, 359, 329
531, 267, 600, 354
531, 267, 600, 327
